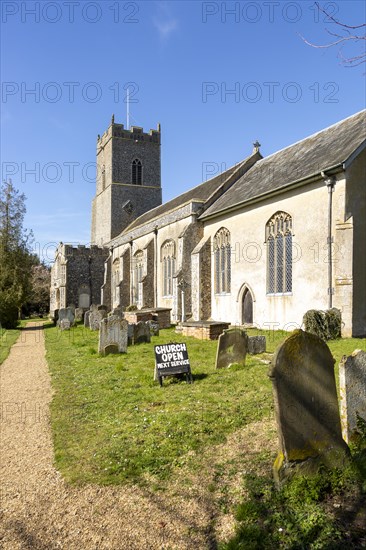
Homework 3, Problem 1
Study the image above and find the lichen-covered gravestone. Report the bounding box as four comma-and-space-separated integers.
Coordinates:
339, 350, 366, 443
133, 321, 151, 344
74, 308, 84, 322
98, 317, 128, 356
215, 328, 247, 369
247, 335, 266, 355
89, 306, 108, 331
269, 329, 349, 484
147, 320, 159, 336
59, 319, 71, 331
58, 307, 75, 327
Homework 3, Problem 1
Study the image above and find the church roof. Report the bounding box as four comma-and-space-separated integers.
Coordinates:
200, 110, 366, 220
122, 155, 256, 233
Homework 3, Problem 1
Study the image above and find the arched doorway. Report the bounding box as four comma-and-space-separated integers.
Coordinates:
242, 287, 253, 325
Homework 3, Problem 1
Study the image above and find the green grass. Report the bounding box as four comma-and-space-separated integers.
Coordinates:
44, 324, 283, 485
0, 326, 20, 364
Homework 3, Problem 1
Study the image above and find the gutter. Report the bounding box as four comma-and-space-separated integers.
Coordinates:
321, 171, 337, 309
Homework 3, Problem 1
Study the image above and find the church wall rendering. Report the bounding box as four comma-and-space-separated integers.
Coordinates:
50, 111, 366, 337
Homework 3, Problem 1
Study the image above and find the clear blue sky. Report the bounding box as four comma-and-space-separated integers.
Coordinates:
1, 0, 365, 263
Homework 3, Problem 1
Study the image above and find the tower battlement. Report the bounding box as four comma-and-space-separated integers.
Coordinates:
97, 118, 161, 153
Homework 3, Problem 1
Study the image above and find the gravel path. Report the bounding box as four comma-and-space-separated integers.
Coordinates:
0, 323, 276, 549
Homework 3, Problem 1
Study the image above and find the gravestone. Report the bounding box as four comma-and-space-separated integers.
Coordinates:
339, 350, 366, 443
68, 304, 76, 314
133, 321, 151, 344
59, 319, 71, 331
98, 318, 128, 356
75, 308, 84, 322
109, 307, 123, 318
127, 323, 134, 346
269, 329, 349, 484
215, 328, 247, 369
248, 335, 266, 355
84, 310, 91, 328
89, 308, 107, 331
58, 307, 75, 327
147, 320, 159, 336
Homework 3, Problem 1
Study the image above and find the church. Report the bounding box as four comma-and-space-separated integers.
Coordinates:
50, 110, 366, 337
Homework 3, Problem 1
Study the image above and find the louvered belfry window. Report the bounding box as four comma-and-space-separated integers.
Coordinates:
132, 159, 142, 185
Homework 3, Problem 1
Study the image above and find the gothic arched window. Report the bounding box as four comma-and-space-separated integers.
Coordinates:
132, 158, 142, 185
133, 251, 144, 306
266, 212, 292, 294
161, 240, 176, 297
214, 227, 231, 294
112, 259, 120, 305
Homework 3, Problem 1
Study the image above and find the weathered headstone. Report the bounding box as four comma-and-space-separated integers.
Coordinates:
109, 307, 123, 318
89, 308, 107, 331
127, 323, 134, 346
247, 335, 266, 355
98, 317, 128, 356
68, 304, 76, 314
84, 310, 91, 328
215, 328, 247, 369
133, 321, 151, 344
147, 320, 159, 336
58, 307, 75, 327
339, 350, 366, 443
75, 308, 84, 322
269, 329, 349, 484
59, 319, 71, 331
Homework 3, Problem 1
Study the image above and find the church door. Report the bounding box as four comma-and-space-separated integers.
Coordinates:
242, 288, 253, 325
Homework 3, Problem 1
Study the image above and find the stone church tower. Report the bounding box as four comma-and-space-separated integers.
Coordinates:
91, 116, 162, 246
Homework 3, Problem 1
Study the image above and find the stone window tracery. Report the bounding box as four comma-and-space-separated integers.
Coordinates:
214, 227, 231, 294
266, 212, 292, 294
133, 250, 144, 306
161, 240, 176, 297
132, 158, 142, 185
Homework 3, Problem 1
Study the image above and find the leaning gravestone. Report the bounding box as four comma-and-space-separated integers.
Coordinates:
133, 321, 151, 344
215, 328, 247, 369
247, 335, 266, 355
339, 350, 366, 443
89, 307, 108, 331
269, 329, 349, 485
58, 307, 75, 327
98, 317, 128, 356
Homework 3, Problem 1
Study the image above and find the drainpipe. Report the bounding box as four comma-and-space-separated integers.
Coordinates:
154, 226, 158, 308
322, 172, 336, 309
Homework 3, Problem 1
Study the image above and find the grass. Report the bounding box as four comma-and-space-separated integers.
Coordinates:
42, 323, 366, 546
44, 323, 281, 485
0, 326, 20, 365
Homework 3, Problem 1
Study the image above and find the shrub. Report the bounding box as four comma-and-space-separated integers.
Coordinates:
303, 308, 341, 340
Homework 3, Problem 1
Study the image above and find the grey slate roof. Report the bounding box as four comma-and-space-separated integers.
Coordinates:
200, 110, 366, 220
122, 160, 244, 233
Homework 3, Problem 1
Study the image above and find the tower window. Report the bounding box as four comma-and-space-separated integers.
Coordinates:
132, 159, 142, 185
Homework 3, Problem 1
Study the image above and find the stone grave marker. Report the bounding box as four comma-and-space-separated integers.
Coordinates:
339, 350, 366, 443
269, 329, 349, 484
147, 320, 159, 336
84, 310, 91, 328
59, 319, 71, 331
98, 317, 128, 356
58, 307, 75, 327
75, 308, 84, 322
89, 308, 107, 331
248, 335, 266, 355
215, 328, 247, 369
133, 321, 151, 344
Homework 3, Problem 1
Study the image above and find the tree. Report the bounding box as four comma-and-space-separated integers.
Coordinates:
0, 180, 35, 328
300, 2, 366, 68
24, 263, 51, 316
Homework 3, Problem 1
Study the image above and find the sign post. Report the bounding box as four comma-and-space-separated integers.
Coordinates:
154, 343, 193, 386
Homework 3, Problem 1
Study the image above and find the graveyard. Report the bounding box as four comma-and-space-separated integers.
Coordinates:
39, 319, 366, 547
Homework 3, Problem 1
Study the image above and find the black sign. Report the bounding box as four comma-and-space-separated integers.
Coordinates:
154, 343, 193, 386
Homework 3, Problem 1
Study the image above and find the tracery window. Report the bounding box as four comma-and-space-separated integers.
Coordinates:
161, 240, 176, 297
266, 212, 292, 294
132, 158, 142, 185
214, 227, 231, 294
112, 259, 120, 305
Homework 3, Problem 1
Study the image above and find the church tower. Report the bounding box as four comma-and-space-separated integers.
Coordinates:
91, 116, 162, 246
